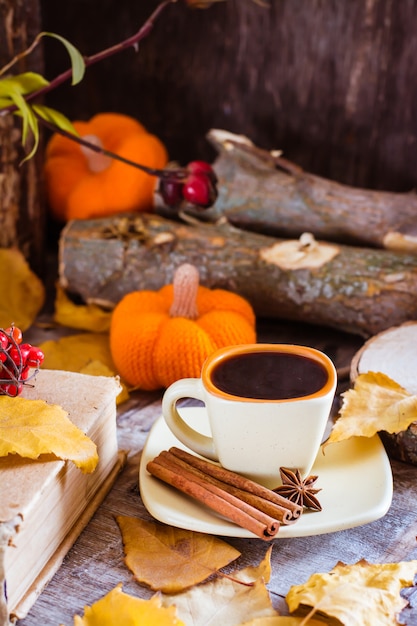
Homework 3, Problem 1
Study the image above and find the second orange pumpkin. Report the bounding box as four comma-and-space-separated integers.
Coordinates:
44, 112, 168, 222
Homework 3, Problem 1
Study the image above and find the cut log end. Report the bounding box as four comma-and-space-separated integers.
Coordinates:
351, 321, 417, 465
383, 231, 417, 253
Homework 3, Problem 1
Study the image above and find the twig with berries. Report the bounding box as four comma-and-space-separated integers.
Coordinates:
0, 325, 45, 397
2, 0, 219, 211
38, 117, 218, 211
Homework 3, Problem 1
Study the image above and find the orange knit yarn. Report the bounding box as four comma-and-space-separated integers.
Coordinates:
44, 112, 168, 222
110, 264, 256, 390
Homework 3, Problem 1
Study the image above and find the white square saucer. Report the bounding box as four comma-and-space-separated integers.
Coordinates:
139, 407, 393, 539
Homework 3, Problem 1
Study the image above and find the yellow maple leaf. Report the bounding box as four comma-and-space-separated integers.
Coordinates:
39, 332, 129, 403
116, 516, 241, 593
326, 371, 417, 446
161, 547, 278, 624
72, 583, 185, 626
0, 248, 45, 331
286, 559, 417, 625
54, 284, 112, 332
0, 395, 98, 472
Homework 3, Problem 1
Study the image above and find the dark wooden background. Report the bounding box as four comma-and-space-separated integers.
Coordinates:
0, 0, 45, 271
39, 0, 417, 193
2, 0, 417, 266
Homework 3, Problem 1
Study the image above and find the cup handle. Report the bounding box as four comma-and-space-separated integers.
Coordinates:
162, 378, 218, 461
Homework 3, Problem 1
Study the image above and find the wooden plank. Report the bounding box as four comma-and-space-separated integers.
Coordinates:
16, 320, 417, 625
40, 0, 417, 194
18, 420, 417, 625
0, 0, 46, 273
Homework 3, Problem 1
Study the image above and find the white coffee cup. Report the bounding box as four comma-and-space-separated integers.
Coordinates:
162, 343, 337, 483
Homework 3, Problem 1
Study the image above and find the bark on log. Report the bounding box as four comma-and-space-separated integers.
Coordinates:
59, 213, 417, 338
0, 0, 45, 273
157, 129, 417, 253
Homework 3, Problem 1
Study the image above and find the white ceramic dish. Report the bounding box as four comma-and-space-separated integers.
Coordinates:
139, 407, 393, 538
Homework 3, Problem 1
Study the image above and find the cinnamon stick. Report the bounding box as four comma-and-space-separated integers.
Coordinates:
158, 450, 297, 524
169, 447, 302, 517
147, 454, 280, 540
146, 448, 304, 540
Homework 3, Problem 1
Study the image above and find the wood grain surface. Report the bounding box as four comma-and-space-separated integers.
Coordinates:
16, 319, 417, 625
40, 0, 417, 194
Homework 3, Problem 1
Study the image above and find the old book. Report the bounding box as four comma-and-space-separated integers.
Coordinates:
0, 369, 124, 626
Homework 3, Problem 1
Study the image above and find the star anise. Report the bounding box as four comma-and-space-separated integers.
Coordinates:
273, 467, 322, 511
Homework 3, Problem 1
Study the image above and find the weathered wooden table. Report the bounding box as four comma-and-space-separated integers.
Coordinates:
19, 318, 417, 625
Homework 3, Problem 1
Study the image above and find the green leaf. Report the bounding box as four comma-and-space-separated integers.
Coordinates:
16, 105, 40, 162
33, 104, 79, 135
6, 86, 40, 161
0, 96, 12, 109
41, 32, 85, 85
6, 90, 35, 141
0, 72, 49, 97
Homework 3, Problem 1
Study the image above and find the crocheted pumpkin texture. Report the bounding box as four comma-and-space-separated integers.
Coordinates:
44, 112, 168, 222
110, 265, 256, 390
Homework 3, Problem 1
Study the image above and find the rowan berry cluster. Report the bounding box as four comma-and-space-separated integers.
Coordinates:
158, 160, 218, 209
0, 325, 45, 397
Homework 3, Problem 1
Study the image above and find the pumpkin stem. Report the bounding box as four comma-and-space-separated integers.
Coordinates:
80, 134, 112, 173
169, 264, 200, 320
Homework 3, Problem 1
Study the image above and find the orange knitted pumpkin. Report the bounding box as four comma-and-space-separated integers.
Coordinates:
110, 264, 256, 390
44, 112, 168, 222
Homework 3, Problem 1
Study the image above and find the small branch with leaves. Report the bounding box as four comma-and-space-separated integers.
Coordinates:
0, 0, 219, 210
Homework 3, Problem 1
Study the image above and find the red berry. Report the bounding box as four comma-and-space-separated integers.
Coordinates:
7, 348, 19, 367
18, 343, 32, 364
1, 382, 23, 397
187, 160, 217, 184
8, 346, 23, 367
5, 326, 22, 345
27, 346, 45, 368
0, 365, 11, 379
158, 178, 184, 207
20, 366, 31, 381
0, 332, 8, 350
182, 172, 217, 208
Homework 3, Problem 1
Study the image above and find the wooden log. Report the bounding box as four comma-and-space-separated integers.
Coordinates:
158, 129, 417, 253
0, 0, 46, 274
59, 213, 417, 338
351, 322, 417, 466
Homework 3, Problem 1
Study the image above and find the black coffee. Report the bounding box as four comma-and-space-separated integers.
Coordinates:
211, 351, 328, 400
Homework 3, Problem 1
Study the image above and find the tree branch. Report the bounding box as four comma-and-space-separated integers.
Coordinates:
37, 115, 186, 180
2, 0, 177, 112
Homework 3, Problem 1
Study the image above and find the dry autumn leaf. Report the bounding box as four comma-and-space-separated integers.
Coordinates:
117, 516, 240, 593
54, 284, 112, 332
72, 583, 185, 626
286, 559, 417, 625
81, 360, 129, 404
39, 332, 129, 403
40, 332, 113, 370
0, 248, 45, 331
326, 371, 417, 446
241, 618, 328, 625
161, 547, 278, 625
0, 395, 98, 472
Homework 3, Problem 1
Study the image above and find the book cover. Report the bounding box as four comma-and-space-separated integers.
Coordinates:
0, 369, 123, 625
